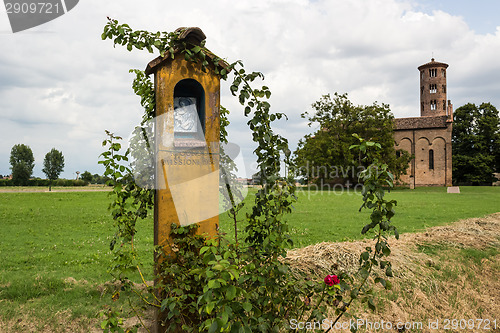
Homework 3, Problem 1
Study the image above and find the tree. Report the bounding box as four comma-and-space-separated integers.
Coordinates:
452, 102, 500, 185
294, 93, 411, 185
9, 144, 35, 186
91, 173, 108, 184
42, 148, 65, 191
81, 171, 93, 183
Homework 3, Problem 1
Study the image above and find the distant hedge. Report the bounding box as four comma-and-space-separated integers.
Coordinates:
0, 178, 89, 187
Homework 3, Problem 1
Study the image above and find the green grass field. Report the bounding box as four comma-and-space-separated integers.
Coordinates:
0, 186, 499, 331
0, 191, 153, 330
221, 186, 500, 247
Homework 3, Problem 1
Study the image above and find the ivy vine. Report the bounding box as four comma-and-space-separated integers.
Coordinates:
99, 18, 399, 333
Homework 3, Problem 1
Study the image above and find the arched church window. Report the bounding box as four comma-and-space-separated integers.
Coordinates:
429, 149, 434, 170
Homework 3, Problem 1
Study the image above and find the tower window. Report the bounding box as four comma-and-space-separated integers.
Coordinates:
430, 100, 437, 110
429, 69, 437, 77
443, 100, 446, 110
429, 149, 434, 170
442, 85, 446, 93
421, 71, 424, 79
430, 84, 437, 93
421, 102, 424, 112
441, 69, 446, 77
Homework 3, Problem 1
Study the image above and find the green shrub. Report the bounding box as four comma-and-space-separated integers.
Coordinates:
74, 179, 88, 187
27, 178, 50, 186
0, 179, 12, 186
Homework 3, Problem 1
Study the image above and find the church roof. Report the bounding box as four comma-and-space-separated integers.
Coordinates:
418, 58, 449, 71
394, 115, 449, 130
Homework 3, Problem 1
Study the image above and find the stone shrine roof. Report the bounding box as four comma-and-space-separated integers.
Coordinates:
145, 27, 229, 75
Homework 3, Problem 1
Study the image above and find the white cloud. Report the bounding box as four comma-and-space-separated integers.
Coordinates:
0, 0, 499, 178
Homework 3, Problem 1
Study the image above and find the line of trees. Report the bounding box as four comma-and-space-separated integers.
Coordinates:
5, 144, 107, 188
80, 170, 109, 184
6, 101, 498, 189
8, 144, 65, 188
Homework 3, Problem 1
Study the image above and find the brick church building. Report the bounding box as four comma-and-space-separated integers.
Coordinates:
394, 59, 453, 187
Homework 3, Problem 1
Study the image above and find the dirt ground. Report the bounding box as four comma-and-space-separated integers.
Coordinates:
1, 213, 499, 332
287, 213, 500, 332
0, 186, 110, 193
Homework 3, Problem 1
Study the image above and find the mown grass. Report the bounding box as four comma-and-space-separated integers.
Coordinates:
0, 186, 499, 331
0, 191, 153, 331
221, 186, 500, 247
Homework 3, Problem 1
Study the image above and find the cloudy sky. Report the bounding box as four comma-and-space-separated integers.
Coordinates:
1, 0, 499, 179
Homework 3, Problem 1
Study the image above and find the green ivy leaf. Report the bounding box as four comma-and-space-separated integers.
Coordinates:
376, 277, 386, 288
226, 285, 237, 300
385, 280, 392, 290
385, 266, 393, 277
208, 319, 218, 333
368, 298, 376, 311
242, 302, 252, 312
207, 279, 221, 289
213, 264, 224, 271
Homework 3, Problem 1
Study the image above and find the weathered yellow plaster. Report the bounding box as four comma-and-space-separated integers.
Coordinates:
152, 54, 220, 259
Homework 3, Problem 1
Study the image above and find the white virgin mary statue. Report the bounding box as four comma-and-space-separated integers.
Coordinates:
174, 97, 198, 133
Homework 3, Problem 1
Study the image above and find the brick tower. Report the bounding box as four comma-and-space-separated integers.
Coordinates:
393, 58, 453, 187
418, 58, 449, 117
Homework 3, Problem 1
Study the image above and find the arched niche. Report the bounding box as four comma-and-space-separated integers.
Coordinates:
173, 78, 205, 141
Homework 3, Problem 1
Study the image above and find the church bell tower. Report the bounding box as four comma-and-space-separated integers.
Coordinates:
418, 58, 450, 117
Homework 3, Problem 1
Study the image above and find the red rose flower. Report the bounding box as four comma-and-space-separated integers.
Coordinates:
324, 274, 340, 286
